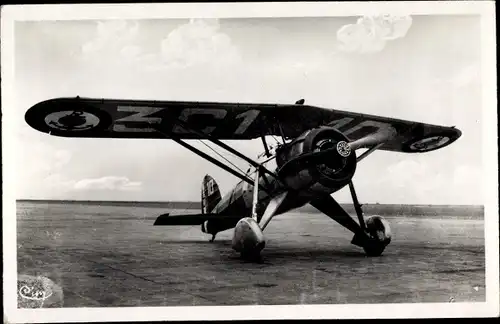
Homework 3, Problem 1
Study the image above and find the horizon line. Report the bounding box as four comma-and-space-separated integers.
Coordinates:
15, 199, 485, 207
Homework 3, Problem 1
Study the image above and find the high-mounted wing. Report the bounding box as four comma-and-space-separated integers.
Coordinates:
25, 97, 461, 153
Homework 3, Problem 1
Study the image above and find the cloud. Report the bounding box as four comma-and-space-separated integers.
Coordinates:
155, 18, 241, 69
78, 18, 240, 73
337, 15, 412, 53
73, 176, 142, 191
80, 20, 142, 65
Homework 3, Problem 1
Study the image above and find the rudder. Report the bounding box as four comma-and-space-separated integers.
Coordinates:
201, 174, 221, 214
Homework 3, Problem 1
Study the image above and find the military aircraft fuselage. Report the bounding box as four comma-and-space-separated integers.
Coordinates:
211, 126, 359, 222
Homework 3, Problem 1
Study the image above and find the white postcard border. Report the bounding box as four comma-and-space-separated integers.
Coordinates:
2, 2, 498, 322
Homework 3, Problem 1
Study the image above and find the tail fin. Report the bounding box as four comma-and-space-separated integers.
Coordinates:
201, 174, 221, 214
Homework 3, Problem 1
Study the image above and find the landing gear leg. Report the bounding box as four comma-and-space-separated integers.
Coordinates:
349, 181, 366, 232
348, 181, 391, 256
231, 167, 265, 259
310, 181, 391, 257
209, 234, 216, 243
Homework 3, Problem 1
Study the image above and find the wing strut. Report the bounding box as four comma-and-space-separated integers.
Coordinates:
152, 125, 270, 193
277, 118, 287, 143
356, 143, 384, 162
171, 137, 256, 187
260, 134, 271, 158
173, 119, 280, 182
206, 136, 278, 181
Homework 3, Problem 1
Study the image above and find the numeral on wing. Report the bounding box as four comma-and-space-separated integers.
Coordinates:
113, 106, 163, 132
327, 117, 354, 130
235, 110, 260, 134
343, 120, 391, 137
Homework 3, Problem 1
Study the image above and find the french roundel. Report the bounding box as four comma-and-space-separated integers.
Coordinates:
402, 130, 459, 153
44, 111, 101, 132
25, 99, 112, 136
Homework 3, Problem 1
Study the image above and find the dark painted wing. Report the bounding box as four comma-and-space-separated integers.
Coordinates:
25, 97, 461, 153
153, 213, 239, 226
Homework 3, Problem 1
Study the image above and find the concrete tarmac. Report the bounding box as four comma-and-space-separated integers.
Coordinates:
16, 202, 485, 307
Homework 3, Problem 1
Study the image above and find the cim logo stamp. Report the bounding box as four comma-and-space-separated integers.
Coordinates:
17, 275, 63, 308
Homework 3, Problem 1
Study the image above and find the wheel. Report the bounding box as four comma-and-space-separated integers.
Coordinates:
362, 215, 391, 257
363, 240, 387, 257
232, 218, 266, 261
240, 245, 264, 262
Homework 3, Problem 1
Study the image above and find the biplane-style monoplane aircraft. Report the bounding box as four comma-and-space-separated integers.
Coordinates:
25, 97, 461, 259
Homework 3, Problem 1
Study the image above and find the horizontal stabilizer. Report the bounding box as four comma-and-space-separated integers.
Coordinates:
153, 213, 238, 226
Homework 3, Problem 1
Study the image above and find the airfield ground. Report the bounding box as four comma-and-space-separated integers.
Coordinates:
16, 201, 485, 307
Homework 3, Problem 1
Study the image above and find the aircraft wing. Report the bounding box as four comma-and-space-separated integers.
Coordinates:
25, 97, 461, 153
153, 212, 239, 226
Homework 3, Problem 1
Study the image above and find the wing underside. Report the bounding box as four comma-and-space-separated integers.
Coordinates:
25, 97, 461, 153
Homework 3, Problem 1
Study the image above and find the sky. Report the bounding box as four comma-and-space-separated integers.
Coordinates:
13, 14, 483, 204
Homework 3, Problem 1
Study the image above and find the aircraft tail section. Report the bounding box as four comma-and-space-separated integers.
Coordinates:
201, 174, 221, 214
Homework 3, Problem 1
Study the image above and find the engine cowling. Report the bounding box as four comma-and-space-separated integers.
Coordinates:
276, 127, 357, 194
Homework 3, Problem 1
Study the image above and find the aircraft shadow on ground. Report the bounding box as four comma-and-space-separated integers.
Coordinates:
224, 249, 368, 265
261, 249, 367, 259
158, 239, 232, 245
157, 239, 368, 263
158, 240, 365, 255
